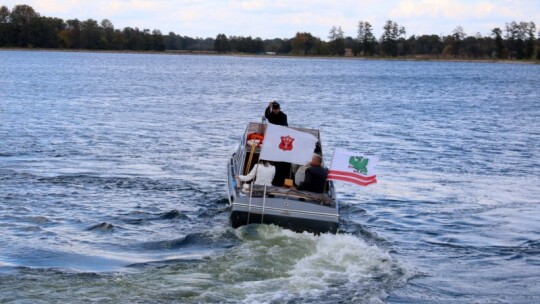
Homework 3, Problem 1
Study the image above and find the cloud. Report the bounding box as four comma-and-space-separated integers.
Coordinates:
2, 0, 538, 39
391, 0, 478, 19
231, 0, 268, 11
390, 0, 535, 20
386, 0, 540, 35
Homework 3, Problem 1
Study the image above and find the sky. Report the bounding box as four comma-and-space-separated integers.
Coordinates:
3, 0, 539, 40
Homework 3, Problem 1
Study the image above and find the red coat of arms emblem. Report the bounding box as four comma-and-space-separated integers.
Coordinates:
279, 135, 294, 151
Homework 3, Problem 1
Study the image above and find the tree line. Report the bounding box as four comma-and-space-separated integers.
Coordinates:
1, 4, 539, 60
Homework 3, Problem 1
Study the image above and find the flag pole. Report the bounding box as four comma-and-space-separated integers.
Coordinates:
320, 148, 335, 205
244, 143, 256, 175
321, 183, 326, 205
329, 148, 337, 170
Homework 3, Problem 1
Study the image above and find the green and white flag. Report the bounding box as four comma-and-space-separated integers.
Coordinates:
328, 148, 378, 186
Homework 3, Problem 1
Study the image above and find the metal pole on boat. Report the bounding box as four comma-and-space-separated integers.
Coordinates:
261, 185, 267, 224
321, 183, 327, 205
322, 149, 335, 205
247, 181, 253, 225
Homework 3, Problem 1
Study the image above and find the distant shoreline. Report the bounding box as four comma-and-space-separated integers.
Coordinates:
1, 47, 538, 65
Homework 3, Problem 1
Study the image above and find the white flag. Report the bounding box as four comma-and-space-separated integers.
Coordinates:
328, 148, 378, 186
260, 124, 318, 165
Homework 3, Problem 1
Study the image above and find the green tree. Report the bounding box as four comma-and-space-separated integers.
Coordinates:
291, 32, 321, 55
381, 20, 400, 56
505, 21, 527, 59
182, 36, 201, 51
29, 16, 64, 48
491, 27, 505, 58
111, 29, 125, 50
0, 5, 9, 23
214, 33, 229, 53
291, 32, 307, 55
536, 28, 540, 60
451, 26, 466, 57
65, 19, 82, 48
9, 4, 40, 47
344, 36, 355, 54
462, 33, 483, 58
357, 21, 377, 56
405, 35, 417, 56
151, 29, 165, 51
80, 19, 100, 49
279, 38, 292, 54
123, 27, 144, 50
414, 34, 442, 57
142, 29, 152, 50
229, 35, 262, 53
263, 38, 289, 54
164, 32, 182, 50
356, 21, 367, 55
397, 25, 407, 55
524, 22, 536, 59
0, 5, 12, 46
328, 25, 345, 55
100, 19, 114, 49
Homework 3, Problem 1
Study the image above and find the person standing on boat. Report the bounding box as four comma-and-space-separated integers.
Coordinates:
297, 154, 328, 193
264, 101, 289, 186
265, 101, 288, 126
236, 160, 275, 186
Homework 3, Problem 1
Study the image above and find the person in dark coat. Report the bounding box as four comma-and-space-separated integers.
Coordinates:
264, 101, 288, 126
265, 101, 288, 186
297, 155, 328, 193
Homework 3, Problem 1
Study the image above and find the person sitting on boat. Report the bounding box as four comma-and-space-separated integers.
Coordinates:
236, 160, 275, 187
296, 154, 328, 193
264, 101, 288, 126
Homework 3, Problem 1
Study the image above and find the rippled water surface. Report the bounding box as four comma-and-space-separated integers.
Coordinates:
1, 50, 539, 303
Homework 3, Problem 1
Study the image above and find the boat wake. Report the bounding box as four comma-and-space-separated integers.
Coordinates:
227, 225, 409, 303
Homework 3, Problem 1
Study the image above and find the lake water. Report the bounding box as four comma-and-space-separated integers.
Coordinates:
0, 50, 539, 303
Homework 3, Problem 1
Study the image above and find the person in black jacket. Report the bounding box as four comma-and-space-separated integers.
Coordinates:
265, 101, 288, 126
265, 101, 289, 186
297, 155, 328, 193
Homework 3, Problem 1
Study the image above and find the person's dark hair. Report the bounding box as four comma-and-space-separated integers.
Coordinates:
271, 101, 280, 109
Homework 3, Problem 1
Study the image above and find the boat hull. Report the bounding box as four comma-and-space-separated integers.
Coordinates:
228, 191, 339, 234
230, 210, 338, 234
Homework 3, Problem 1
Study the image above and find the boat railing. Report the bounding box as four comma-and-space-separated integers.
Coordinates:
247, 179, 254, 224
261, 185, 267, 223
232, 149, 242, 176
249, 185, 335, 207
